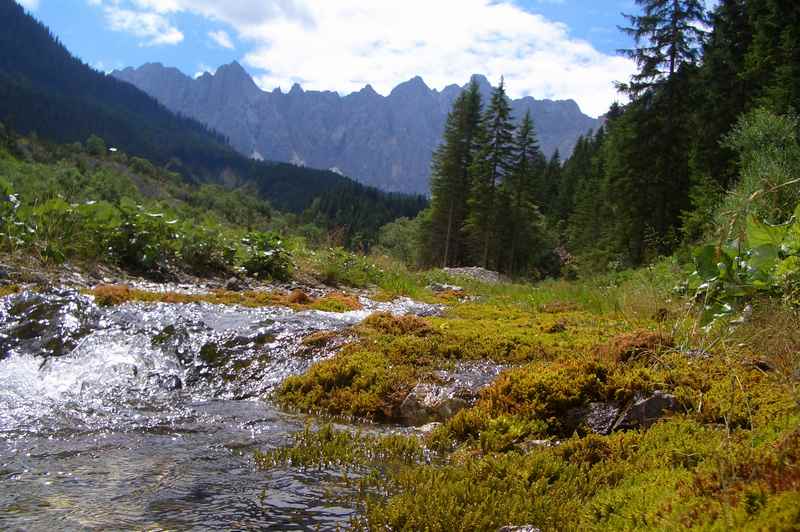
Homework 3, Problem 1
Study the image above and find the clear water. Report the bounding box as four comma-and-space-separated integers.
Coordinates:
0, 288, 438, 530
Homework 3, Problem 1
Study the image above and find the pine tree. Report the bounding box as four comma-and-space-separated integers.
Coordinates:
536, 149, 561, 218
618, 0, 708, 96
426, 81, 482, 267
499, 110, 546, 275
464, 78, 515, 269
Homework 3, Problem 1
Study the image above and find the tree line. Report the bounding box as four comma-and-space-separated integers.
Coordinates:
419, 79, 561, 276
416, 0, 800, 277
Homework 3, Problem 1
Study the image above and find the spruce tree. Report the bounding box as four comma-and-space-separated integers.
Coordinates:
464, 78, 515, 269
618, 0, 708, 96
499, 110, 546, 275
536, 149, 561, 218
426, 81, 482, 267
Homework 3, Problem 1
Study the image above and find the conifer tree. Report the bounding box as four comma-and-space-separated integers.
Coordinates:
618, 0, 708, 96
536, 149, 561, 217
465, 78, 515, 269
426, 81, 482, 267
498, 110, 546, 274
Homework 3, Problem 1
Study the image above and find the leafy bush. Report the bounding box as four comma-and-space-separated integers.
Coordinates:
239, 231, 291, 280
688, 205, 800, 323
685, 109, 800, 324
715, 108, 800, 241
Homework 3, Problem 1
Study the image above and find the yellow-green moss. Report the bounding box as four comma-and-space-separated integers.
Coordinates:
265, 260, 800, 531
0, 284, 20, 297
86, 284, 362, 312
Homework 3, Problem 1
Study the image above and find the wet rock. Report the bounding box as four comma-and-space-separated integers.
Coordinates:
614, 391, 679, 431
566, 402, 621, 435
585, 402, 622, 434
225, 276, 245, 291
498, 526, 541, 532
400, 362, 504, 425
147, 373, 183, 392
0, 289, 101, 360
400, 383, 470, 426
427, 283, 463, 293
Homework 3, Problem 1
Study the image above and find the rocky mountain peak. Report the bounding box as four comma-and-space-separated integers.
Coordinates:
113, 64, 600, 194
390, 75, 430, 98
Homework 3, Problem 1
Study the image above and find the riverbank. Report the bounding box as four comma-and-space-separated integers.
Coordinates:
264, 259, 800, 530
2, 256, 799, 530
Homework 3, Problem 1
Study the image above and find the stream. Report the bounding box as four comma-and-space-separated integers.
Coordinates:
0, 287, 438, 530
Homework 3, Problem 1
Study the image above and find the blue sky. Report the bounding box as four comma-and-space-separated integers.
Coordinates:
16, 0, 712, 116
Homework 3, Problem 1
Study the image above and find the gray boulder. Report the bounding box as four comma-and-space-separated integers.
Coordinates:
400, 383, 470, 426
613, 390, 679, 431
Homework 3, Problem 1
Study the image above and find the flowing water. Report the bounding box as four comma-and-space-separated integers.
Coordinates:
0, 288, 439, 530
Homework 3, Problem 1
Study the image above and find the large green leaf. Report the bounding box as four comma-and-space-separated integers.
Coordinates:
746, 215, 788, 249
693, 245, 720, 279
748, 244, 780, 274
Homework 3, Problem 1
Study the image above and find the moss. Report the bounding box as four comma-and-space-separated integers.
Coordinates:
596, 330, 674, 363
255, 422, 423, 471
276, 301, 638, 422
86, 284, 362, 312
308, 291, 362, 312
264, 261, 800, 531
301, 330, 339, 348
361, 312, 433, 336
0, 284, 20, 298
287, 288, 311, 304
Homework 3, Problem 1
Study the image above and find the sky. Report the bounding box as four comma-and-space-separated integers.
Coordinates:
15, 0, 714, 117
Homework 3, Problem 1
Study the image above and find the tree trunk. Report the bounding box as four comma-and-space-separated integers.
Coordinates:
443, 200, 454, 268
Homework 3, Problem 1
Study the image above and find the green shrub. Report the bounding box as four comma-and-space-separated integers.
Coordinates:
86, 134, 106, 157
239, 231, 291, 280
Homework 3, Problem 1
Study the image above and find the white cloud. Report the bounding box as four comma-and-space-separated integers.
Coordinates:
91, 1, 184, 46
208, 29, 234, 49
94, 0, 637, 116
17, 0, 40, 10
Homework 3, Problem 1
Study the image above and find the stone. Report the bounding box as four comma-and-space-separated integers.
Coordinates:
399, 383, 470, 426
566, 402, 621, 435
443, 267, 505, 284
225, 276, 244, 291
415, 422, 443, 435
426, 282, 463, 293
614, 391, 679, 431
498, 526, 541, 532
113, 64, 600, 196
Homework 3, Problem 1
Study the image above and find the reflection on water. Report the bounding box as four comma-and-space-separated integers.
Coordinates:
0, 288, 438, 530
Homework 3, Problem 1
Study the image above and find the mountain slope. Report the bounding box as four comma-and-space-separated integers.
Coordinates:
0, 0, 425, 224
114, 64, 601, 194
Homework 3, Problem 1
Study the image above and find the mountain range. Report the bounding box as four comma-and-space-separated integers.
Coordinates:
113, 63, 602, 195
0, 0, 426, 232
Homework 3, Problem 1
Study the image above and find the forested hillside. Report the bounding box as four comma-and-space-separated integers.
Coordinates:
416, 0, 800, 280
0, 0, 426, 239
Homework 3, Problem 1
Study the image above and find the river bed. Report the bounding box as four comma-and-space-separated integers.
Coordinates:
0, 287, 438, 530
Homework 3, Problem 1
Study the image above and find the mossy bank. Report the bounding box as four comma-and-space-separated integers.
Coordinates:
266, 261, 800, 530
